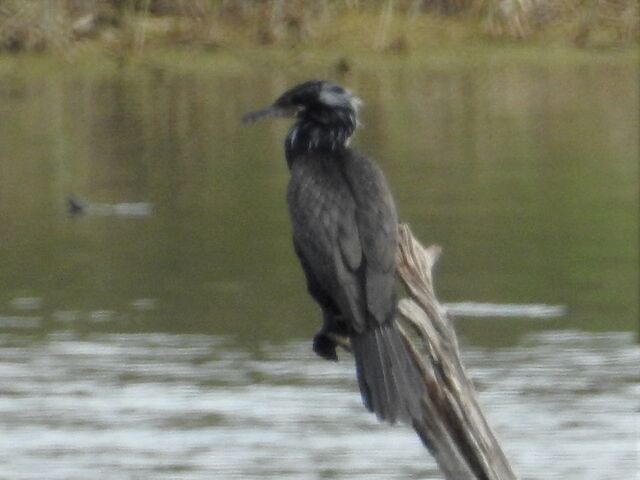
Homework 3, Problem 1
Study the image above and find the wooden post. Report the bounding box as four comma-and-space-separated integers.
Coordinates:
395, 224, 518, 480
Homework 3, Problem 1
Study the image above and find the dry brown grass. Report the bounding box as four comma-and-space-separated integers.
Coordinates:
0, 0, 637, 54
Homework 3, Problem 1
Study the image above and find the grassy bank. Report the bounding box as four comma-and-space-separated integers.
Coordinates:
0, 0, 637, 60
0, 43, 636, 86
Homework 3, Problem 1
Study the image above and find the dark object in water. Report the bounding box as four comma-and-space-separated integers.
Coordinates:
243, 80, 426, 425
67, 195, 87, 215
335, 57, 351, 76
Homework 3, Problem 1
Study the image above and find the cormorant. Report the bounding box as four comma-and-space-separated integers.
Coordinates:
243, 80, 425, 424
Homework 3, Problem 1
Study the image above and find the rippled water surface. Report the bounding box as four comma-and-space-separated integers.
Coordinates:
0, 331, 637, 479
0, 57, 638, 478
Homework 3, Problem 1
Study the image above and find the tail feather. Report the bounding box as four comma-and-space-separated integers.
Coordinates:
351, 322, 424, 424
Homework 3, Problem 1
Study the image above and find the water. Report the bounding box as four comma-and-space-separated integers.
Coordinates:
0, 331, 636, 479
0, 57, 638, 478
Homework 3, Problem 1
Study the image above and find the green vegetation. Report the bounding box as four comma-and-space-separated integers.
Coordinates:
0, 0, 637, 60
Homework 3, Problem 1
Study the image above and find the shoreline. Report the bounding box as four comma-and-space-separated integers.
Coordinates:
0, 42, 637, 79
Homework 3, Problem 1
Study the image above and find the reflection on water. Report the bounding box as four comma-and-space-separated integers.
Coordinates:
0, 331, 636, 479
0, 62, 637, 340
0, 58, 638, 478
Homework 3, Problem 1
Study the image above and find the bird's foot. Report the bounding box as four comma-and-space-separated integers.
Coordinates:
313, 332, 338, 361
312, 331, 351, 361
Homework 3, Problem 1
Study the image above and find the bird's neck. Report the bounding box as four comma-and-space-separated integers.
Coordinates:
285, 110, 356, 167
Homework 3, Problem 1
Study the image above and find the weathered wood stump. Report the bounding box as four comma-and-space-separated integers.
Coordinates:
395, 223, 518, 480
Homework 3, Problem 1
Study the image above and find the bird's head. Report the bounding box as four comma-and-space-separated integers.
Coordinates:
242, 80, 361, 156
242, 80, 361, 126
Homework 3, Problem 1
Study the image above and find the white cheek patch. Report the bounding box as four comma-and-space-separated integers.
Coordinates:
318, 89, 346, 107
319, 88, 363, 112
